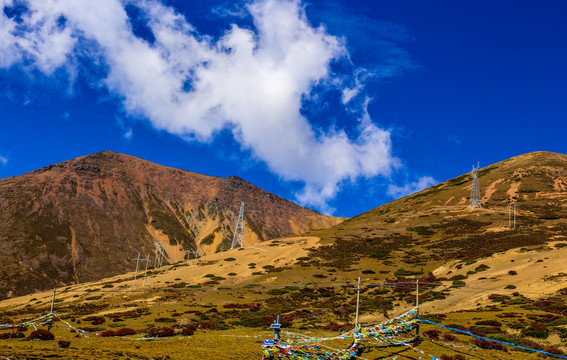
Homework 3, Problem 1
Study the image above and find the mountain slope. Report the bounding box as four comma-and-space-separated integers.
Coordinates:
0, 151, 342, 298
309, 151, 567, 262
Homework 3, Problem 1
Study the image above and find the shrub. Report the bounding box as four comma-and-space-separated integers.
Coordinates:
0, 332, 24, 339
101, 330, 116, 337
266, 289, 289, 296
84, 316, 105, 323
182, 326, 195, 336
224, 257, 236, 262
27, 329, 54, 340
58, 340, 71, 348
467, 327, 486, 337
504, 284, 516, 289
116, 328, 136, 336
443, 334, 457, 341
522, 323, 549, 338
545, 347, 564, 355
440, 355, 466, 360
508, 270, 517, 275
148, 327, 175, 337
223, 303, 260, 311
361, 270, 376, 275
196, 321, 215, 329
155, 317, 176, 323
407, 226, 434, 236
394, 269, 424, 276
488, 294, 510, 302
475, 320, 501, 327
423, 329, 441, 340
184, 310, 203, 315
228, 272, 237, 276
475, 264, 490, 271
549, 317, 567, 326
452, 280, 466, 288
450, 274, 467, 281
471, 338, 506, 351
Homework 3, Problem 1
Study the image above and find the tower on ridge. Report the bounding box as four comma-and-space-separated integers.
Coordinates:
470, 162, 482, 208
230, 202, 245, 249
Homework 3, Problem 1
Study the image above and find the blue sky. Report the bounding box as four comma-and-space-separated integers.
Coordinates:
1, 0, 566, 217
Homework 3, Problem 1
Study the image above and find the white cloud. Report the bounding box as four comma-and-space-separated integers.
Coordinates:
0, 155, 8, 166
0, 0, 403, 212
123, 128, 133, 139
387, 176, 437, 199
116, 116, 133, 140
444, 134, 461, 145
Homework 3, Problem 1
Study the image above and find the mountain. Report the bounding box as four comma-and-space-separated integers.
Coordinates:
1, 152, 567, 359
0, 151, 342, 298
309, 151, 567, 261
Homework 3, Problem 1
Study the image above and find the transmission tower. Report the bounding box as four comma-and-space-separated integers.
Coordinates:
470, 162, 482, 208
230, 202, 245, 249
198, 244, 206, 257
153, 240, 168, 268
185, 246, 205, 264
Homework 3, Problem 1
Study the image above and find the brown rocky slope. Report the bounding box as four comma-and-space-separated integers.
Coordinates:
0, 151, 342, 298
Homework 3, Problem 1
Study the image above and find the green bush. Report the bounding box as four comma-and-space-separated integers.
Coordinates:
266, 289, 289, 296
521, 323, 549, 338
549, 317, 567, 326
451, 280, 466, 288
394, 269, 424, 277
407, 226, 434, 236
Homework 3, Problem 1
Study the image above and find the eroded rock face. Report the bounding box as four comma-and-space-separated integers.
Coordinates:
0, 151, 342, 298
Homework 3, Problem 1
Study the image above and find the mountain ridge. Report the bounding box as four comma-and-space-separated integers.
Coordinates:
0, 151, 342, 298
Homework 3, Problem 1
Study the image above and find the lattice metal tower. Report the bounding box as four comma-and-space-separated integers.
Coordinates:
198, 245, 206, 257
231, 202, 245, 249
470, 162, 482, 208
153, 240, 168, 268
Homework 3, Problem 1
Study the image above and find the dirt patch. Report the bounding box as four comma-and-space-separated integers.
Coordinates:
507, 181, 521, 200
482, 178, 504, 202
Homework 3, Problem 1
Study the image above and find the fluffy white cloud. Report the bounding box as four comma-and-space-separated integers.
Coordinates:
0, 155, 8, 166
0, 0, 402, 212
387, 176, 437, 199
